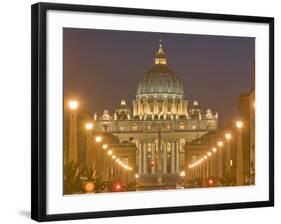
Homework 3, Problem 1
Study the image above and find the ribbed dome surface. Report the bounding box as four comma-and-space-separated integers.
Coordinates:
136, 64, 185, 98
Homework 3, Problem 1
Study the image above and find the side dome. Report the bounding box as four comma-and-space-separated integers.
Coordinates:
136, 42, 185, 99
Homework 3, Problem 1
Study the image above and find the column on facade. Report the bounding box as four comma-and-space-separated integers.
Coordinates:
153, 100, 157, 115
144, 100, 148, 115
176, 140, 180, 173
138, 142, 143, 174
183, 101, 188, 116
175, 101, 179, 115
143, 142, 148, 174
172, 99, 176, 114
137, 101, 141, 115
179, 101, 183, 115
151, 142, 156, 175
156, 101, 159, 114
163, 141, 167, 174
171, 141, 175, 173
133, 101, 137, 116
163, 100, 168, 114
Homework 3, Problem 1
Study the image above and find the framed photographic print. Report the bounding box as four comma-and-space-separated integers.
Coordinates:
31, 2, 274, 222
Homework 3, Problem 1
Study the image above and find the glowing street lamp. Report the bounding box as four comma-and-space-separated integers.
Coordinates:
236, 121, 243, 129
107, 150, 113, 155
85, 122, 93, 130
95, 136, 102, 143
212, 147, 217, 153
102, 144, 108, 150
68, 100, 78, 110
225, 133, 232, 140
217, 141, 224, 147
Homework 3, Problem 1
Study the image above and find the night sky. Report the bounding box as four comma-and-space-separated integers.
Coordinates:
63, 28, 255, 128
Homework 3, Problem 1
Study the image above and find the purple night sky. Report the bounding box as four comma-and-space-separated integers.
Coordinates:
63, 28, 255, 128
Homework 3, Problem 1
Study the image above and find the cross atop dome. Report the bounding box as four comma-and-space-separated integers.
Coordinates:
155, 40, 167, 65
158, 39, 164, 54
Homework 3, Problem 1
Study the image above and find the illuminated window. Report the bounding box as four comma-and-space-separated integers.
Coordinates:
179, 124, 185, 129
132, 125, 138, 131
119, 126, 124, 131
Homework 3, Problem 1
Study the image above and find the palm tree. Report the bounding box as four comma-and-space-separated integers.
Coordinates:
64, 161, 82, 194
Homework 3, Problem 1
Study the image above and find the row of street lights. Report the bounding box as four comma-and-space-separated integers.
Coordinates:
67, 99, 133, 172
188, 121, 244, 186
86, 122, 134, 171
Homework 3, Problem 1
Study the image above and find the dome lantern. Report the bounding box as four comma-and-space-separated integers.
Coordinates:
155, 40, 167, 65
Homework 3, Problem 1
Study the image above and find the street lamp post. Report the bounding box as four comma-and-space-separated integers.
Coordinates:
94, 135, 103, 175
224, 133, 232, 177
236, 121, 244, 185
85, 122, 93, 166
68, 100, 79, 163
203, 155, 207, 181
207, 151, 212, 179
217, 141, 224, 179
212, 147, 217, 178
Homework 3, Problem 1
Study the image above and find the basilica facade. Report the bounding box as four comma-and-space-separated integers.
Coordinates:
93, 43, 218, 185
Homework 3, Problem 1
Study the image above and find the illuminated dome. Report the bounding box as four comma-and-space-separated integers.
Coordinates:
136, 42, 185, 99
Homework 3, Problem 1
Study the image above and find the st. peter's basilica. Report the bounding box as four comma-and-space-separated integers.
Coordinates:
92, 42, 218, 184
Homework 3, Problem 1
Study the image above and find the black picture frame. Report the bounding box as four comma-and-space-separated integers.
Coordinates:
31, 2, 274, 222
